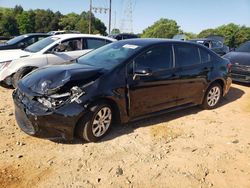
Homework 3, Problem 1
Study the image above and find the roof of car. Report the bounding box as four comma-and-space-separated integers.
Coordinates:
50, 33, 116, 41
190, 38, 212, 41
113, 38, 199, 47
21, 33, 51, 37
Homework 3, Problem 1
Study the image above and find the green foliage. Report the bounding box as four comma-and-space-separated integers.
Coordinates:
0, 6, 107, 36
16, 11, 34, 34
111, 28, 120, 34
59, 13, 80, 31
198, 23, 250, 48
141, 18, 180, 38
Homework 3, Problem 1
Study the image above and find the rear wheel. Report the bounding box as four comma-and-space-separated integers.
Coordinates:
12, 67, 36, 88
77, 102, 113, 142
202, 83, 222, 109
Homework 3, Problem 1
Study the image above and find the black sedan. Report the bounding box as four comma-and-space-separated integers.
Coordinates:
13, 39, 232, 142
0, 33, 50, 50
223, 41, 250, 83
190, 38, 229, 56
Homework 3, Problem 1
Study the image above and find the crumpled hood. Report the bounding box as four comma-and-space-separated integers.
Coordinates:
0, 49, 31, 62
223, 52, 250, 66
19, 63, 105, 95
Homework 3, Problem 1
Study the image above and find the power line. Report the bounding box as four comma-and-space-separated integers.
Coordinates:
88, 0, 112, 34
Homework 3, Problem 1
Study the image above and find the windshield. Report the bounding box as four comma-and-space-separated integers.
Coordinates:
24, 36, 60, 53
77, 42, 142, 70
6, 35, 26, 45
236, 41, 250, 53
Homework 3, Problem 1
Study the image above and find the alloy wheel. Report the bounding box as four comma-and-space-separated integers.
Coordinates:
207, 86, 221, 107
92, 107, 112, 137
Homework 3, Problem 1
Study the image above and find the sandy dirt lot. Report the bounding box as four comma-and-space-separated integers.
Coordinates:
0, 83, 250, 188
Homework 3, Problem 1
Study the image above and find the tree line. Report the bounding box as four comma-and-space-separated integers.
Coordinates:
141, 18, 250, 48
1, 6, 250, 48
0, 5, 107, 37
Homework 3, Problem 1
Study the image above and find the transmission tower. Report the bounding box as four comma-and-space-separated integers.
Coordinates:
120, 0, 134, 33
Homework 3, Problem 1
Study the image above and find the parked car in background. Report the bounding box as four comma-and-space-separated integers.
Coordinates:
0, 34, 116, 87
47, 30, 81, 35
0, 33, 50, 50
13, 39, 232, 142
223, 40, 250, 83
108, 33, 139, 40
190, 37, 229, 56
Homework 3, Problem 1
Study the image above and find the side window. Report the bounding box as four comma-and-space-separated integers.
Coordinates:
175, 44, 200, 67
134, 45, 173, 72
54, 38, 82, 52
86, 39, 107, 49
37, 36, 47, 41
199, 48, 211, 63
211, 41, 223, 48
20, 37, 36, 47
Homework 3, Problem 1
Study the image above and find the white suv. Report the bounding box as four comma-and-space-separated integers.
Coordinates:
0, 34, 116, 87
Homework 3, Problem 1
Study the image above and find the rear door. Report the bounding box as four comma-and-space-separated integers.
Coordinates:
127, 44, 179, 118
174, 44, 210, 105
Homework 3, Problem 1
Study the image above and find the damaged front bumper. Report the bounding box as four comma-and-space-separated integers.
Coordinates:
13, 89, 87, 140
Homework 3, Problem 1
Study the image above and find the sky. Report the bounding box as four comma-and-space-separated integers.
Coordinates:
0, 0, 250, 34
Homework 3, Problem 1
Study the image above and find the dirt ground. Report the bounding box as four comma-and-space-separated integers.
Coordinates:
0, 83, 250, 188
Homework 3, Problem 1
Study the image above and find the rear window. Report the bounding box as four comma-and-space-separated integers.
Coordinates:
199, 48, 211, 63
175, 44, 200, 67
236, 41, 250, 53
86, 39, 108, 49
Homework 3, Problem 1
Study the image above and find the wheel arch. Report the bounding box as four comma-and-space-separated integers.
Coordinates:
73, 97, 122, 138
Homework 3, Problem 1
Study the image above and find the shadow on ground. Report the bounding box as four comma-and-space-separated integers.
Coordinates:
52, 86, 245, 144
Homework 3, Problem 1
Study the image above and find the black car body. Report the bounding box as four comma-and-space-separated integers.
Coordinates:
13, 39, 232, 142
223, 41, 250, 83
108, 33, 139, 40
190, 38, 229, 56
0, 33, 50, 50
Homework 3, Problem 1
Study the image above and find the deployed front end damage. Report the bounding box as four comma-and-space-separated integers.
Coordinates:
13, 64, 103, 140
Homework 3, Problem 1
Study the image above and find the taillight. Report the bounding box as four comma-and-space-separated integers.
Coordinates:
227, 63, 232, 72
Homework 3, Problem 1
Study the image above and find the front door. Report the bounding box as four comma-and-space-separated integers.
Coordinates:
127, 44, 179, 118
46, 38, 88, 65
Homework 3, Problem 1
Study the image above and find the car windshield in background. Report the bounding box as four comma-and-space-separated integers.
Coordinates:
6, 35, 25, 45
77, 42, 142, 70
24, 37, 59, 53
236, 41, 250, 53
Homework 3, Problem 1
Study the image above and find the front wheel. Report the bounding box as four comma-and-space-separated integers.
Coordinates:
77, 103, 113, 142
201, 83, 222, 109
12, 67, 35, 88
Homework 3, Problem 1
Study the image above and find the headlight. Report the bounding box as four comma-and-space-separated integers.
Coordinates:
37, 86, 85, 109
0, 60, 12, 70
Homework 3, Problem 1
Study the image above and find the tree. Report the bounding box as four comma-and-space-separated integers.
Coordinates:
75, 18, 89, 33
0, 12, 19, 36
59, 13, 80, 30
197, 28, 217, 38
111, 28, 120, 34
92, 18, 107, 35
141, 18, 180, 38
16, 11, 34, 34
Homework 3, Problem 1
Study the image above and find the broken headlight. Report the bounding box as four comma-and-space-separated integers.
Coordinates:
37, 86, 85, 109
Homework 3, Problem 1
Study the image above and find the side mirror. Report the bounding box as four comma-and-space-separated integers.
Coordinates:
133, 67, 152, 80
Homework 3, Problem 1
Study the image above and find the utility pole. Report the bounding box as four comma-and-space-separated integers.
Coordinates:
90, 0, 112, 34
89, 0, 92, 34
109, 0, 112, 34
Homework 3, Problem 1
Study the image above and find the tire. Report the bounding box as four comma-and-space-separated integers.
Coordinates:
201, 83, 222, 109
12, 67, 35, 88
76, 102, 113, 142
